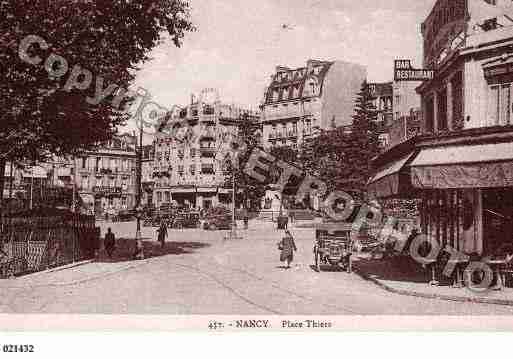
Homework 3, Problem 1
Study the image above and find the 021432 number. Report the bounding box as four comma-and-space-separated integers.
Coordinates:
3, 345, 34, 353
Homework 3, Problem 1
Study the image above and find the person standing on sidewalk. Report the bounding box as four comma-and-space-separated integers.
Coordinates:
243, 208, 249, 230
104, 227, 116, 260
278, 230, 297, 269
157, 220, 168, 249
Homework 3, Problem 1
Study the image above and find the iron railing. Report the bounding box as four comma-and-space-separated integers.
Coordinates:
0, 213, 100, 278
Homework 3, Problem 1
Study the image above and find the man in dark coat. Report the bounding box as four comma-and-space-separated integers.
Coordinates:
279, 230, 297, 269
157, 220, 168, 249
104, 227, 116, 259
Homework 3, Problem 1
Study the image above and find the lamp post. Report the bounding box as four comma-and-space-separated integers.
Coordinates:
134, 126, 144, 259
224, 153, 241, 240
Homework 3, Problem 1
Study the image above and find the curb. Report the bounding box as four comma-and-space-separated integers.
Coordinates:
23, 259, 95, 279
353, 264, 513, 307
1, 259, 150, 289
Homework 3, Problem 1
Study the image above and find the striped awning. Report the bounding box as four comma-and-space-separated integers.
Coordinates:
367, 152, 416, 198
410, 142, 513, 189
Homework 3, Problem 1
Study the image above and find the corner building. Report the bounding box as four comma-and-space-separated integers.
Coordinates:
153, 88, 259, 210
368, 0, 513, 256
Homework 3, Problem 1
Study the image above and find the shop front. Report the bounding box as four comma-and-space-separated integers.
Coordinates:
368, 128, 513, 258
92, 186, 123, 218
196, 187, 218, 209
170, 186, 197, 209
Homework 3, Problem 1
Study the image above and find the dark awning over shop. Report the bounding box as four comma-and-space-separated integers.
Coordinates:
410, 142, 513, 189
367, 152, 416, 198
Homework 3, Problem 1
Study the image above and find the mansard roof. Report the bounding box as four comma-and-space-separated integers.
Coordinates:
263, 60, 334, 104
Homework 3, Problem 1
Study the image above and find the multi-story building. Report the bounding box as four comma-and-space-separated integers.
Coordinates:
74, 134, 137, 217
369, 0, 513, 258
153, 88, 259, 210
261, 59, 366, 148
387, 108, 423, 148
368, 82, 394, 148
393, 81, 422, 122
2, 134, 137, 216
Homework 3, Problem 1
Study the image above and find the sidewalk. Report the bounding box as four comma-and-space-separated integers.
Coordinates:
353, 254, 513, 306
0, 237, 168, 289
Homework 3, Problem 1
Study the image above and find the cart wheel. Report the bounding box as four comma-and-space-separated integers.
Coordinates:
347, 257, 352, 274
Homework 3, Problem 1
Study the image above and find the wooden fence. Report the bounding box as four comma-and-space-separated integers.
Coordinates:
0, 213, 100, 278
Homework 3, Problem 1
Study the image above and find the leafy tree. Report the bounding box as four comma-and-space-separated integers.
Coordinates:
349, 80, 380, 193
0, 0, 195, 208
301, 81, 380, 200
222, 112, 264, 211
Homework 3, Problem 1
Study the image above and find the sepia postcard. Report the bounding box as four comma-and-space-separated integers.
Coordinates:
1, 0, 513, 335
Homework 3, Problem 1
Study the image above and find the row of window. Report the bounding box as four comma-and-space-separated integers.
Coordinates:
274, 66, 322, 82
80, 176, 130, 190
424, 72, 464, 133
80, 157, 134, 172
269, 78, 319, 102
100, 196, 129, 208
372, 96, 393, 112
424, 71, 513, 133
269, 119, 315, 138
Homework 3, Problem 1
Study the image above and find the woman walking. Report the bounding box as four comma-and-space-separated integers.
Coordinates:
278, 230, 297, 269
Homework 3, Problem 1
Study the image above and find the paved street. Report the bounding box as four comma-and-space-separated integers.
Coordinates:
1, 220, 513, 315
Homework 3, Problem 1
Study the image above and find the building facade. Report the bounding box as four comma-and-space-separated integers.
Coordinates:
261, 59, 366, 148
369, 0, 513, 258
393, 81, 422, 122
74, 134, 137, 217
369, 82, 394, 148
153, 88, 259, 210
387, 108, 423, 148
2, 134, 137, 216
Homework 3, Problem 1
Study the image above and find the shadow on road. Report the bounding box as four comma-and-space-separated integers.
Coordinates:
354, 256, 452, 286
98, 238, 211, 263
308, 264, 347, 273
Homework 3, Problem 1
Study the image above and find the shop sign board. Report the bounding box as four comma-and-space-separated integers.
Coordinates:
394, 60, 435, 81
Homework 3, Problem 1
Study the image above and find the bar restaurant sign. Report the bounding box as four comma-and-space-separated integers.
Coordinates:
394, 60, 435, 82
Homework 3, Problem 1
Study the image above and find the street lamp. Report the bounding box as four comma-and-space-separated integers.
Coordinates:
134, 125, 144, 260
224, 153, 241, 241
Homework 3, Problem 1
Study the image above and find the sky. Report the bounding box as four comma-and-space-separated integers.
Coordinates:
133, 0, 436, 111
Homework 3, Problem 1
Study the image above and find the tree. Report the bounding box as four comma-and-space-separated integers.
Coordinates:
301, 81, 380, 200
349, 80, 380, 194
0, 0, 195, 207
222, 112, 265, 211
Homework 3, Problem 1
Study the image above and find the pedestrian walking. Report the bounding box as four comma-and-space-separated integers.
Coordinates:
157, 220, 168, 249
243, 208, 249, 230
278, 229, 297, 269
104, 227, 116, 260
